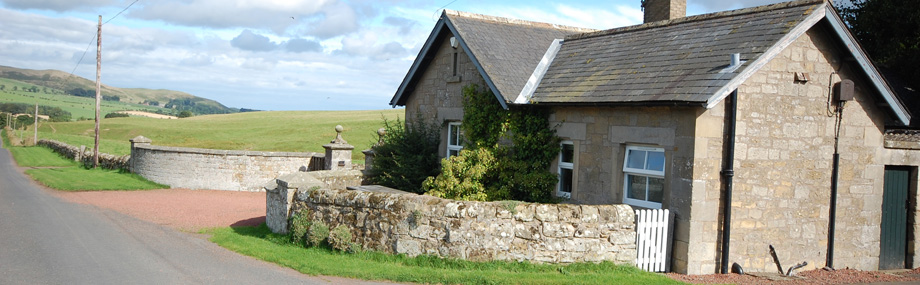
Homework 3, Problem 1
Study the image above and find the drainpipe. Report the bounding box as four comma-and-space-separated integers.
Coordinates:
720, 53, 741, 274
827, 151, 839, 269
826, 79, 848, 269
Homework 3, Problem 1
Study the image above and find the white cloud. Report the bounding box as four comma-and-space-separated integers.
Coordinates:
383, 16, 416, 35
230, 30, 279, 52
127, 0, 334, 35
179, 53, 214, 66
299, 1, 360, 39
285, 38, 323, 53
0, 0, 116, 12
338, 31, 408, 60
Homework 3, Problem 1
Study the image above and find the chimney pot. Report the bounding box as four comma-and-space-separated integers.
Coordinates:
643, 0, 686, 23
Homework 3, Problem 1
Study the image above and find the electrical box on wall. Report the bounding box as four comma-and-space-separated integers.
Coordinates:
834, 79, 854, 102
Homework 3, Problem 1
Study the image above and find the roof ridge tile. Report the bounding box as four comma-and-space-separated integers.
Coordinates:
443, 9, 596, 33
566, 0, 825, 41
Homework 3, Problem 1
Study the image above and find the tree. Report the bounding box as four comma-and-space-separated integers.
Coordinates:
15, 115, 32, 129
0, 84, 5, 91
177, 110, 193, 118
836, 0, 920, 83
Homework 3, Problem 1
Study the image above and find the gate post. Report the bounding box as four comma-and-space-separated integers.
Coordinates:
323, 125, 354, 170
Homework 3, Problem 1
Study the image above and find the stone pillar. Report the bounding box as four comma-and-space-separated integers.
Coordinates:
362, 127, 386, 171
323, 125, 354, 171
129, 136, 151, 173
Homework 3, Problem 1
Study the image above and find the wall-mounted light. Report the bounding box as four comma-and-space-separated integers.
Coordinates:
834, 79, 854, 102
450, 36, 458, 49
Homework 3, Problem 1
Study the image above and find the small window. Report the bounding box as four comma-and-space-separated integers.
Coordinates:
452, 52, 459, 76
557, 141, 574, 198
623, 146, 666, 208
447, 122, 464, 157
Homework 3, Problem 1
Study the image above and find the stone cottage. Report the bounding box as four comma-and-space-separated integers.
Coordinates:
389, 0, 920, 275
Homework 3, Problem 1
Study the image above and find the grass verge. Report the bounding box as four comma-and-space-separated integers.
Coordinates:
1, 133, 167, 191
25, 167, 166, 191
7, 146, 78, 167
209, 224, 681, 285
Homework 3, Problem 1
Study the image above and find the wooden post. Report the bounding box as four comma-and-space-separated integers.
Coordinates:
93, 15, 101, 168
33, 103, 37, 145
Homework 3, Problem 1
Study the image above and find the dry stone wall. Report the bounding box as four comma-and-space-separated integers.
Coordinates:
278, 186, 637, 264
38, 139, 129, 170
130, 141, 324, 191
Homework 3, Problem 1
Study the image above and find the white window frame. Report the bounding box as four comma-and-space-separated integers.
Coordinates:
622, 145, 666, 209
447, 122, 463, 157
556, 141, 574, 199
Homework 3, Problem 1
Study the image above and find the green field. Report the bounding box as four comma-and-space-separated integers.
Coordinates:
0, 77, 164, 119
33, 109, 404, 159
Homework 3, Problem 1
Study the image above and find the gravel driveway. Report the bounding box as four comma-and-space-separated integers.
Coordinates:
53, 188, 266, 232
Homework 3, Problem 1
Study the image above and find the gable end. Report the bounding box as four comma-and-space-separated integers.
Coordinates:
390, 12, 508, 109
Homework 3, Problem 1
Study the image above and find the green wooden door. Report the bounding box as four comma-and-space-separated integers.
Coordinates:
880, 168, 910, 270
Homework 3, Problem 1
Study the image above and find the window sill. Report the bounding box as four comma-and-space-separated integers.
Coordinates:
623, 198, 662, 209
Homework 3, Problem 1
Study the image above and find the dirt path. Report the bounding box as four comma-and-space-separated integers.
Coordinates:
54, 188, 265, 232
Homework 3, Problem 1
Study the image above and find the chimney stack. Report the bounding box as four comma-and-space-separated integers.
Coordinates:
643, 0, 686, 23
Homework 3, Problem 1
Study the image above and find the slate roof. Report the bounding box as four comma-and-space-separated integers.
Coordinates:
531, 0, 825, 105
390, 0, 911, 125
390, 10, 594, 108
447, 11, 595, 104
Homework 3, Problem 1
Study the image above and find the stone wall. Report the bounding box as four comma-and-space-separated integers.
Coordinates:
265, 170, 366, 234
37, 139, 129, 170
130, 138, 325, 191
268, 176, 637, 264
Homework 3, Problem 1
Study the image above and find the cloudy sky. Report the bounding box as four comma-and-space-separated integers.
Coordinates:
0, 0, 792, 111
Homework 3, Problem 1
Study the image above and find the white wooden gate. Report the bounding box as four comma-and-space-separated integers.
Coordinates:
635, 209, 674, 272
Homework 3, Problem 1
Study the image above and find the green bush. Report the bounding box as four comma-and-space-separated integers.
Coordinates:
328, 225, 355, 253
307, 220, 330, 247
368, 117, 441, 194
290, 211, 312, 245
423, 148, 496, 201
104, 112, 129, 119
422, 84, 561, 203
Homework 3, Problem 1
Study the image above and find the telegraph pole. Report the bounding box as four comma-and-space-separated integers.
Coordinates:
93, 15, 101, 168
33, 103, 37, 145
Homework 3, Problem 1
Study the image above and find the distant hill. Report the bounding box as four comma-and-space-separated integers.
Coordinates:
0, 65, 239, 115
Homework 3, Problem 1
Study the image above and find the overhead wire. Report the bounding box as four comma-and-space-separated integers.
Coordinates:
60, 0, 141, 90
103, 0, 140, 25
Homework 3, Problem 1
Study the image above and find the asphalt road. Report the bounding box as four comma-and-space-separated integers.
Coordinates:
0, 138, 382, 284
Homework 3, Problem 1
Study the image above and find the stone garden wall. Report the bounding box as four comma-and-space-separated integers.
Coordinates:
129, 137, 325, 191
267, 175, 637, 264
